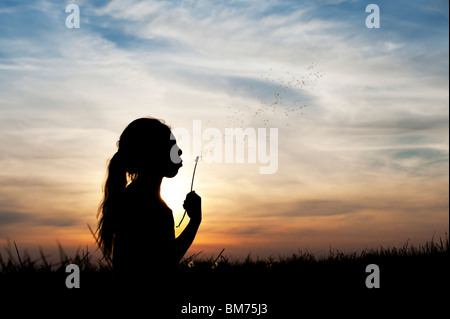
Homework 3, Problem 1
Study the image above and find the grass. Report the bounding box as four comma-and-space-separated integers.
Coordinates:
1, 235, 448, 315
1, 234, 448, 279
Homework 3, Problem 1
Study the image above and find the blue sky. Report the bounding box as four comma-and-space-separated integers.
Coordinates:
0, 0, 448, 258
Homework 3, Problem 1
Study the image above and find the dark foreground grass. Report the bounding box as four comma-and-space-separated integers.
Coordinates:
1, 235, 448, 317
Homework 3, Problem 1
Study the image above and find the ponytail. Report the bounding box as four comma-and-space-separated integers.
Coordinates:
97, 151, 127, 261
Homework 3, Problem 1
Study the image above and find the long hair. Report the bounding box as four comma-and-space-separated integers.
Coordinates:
97, 117, 171, 260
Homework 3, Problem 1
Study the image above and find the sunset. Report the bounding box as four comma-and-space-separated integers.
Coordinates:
0, 0, 448, 261
0, 1, 449, 314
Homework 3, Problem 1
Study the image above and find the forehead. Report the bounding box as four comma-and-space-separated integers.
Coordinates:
165, 133, 178, 148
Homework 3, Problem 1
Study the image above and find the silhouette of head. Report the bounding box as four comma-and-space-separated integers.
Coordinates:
117, 117, 183, 180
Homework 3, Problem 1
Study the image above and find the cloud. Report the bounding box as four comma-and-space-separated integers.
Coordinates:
91, 0, 342, 66
0, 211, 31, 225
0, 210, 79, 228
277, 200, 364, 217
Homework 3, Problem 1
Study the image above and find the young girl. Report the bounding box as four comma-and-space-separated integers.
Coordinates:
97, 117, 202, 290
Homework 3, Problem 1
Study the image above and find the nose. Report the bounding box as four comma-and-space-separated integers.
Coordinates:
178, 148, 183, 156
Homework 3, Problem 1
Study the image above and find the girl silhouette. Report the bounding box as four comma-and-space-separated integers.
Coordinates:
96, 117, 202, 291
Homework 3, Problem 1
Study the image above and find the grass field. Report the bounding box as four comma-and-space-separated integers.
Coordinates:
1, 235, 448, 317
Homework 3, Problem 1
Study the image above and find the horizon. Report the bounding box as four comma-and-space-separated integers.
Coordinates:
0, 0, 449, 261
2, 232, 448, 265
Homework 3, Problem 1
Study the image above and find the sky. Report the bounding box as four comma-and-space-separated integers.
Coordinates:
0, 0, 448, 261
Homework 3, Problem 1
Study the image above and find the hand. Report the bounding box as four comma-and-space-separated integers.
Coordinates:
183, 191, 202, 223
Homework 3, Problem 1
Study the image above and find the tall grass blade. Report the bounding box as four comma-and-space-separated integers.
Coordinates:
13, 241, 23, 268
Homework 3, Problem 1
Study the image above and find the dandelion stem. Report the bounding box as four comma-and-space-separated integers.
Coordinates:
177, 156, 200, 228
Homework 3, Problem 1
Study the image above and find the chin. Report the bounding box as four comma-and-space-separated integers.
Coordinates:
165, 166, 181, 178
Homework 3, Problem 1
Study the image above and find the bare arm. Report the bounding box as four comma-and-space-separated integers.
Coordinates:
174, 191, 202, 263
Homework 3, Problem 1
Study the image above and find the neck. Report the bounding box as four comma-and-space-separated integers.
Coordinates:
134, 174, 163, 196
